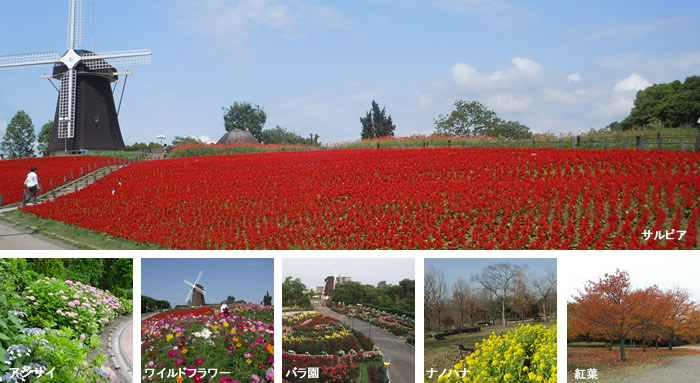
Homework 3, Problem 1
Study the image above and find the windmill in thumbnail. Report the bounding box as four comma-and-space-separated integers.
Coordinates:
184, 271, 206, 307
0, 0, 151, 155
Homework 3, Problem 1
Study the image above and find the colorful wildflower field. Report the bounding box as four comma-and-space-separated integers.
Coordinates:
0, 156, 123, 204
283, 312, 385, 382
436, 324, 557, 383
141, 303, 274, 383
0, 258, 132, 382
21, 148, 699, 249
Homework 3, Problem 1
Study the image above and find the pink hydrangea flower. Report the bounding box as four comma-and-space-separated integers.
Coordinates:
65, 280, 73, 285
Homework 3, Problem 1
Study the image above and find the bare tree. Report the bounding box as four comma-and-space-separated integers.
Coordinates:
511, 276, 535, 321
452, 277, 470, 328
425, 265, 447, 332
532, 268, 557, 322
472, 263, 527, 327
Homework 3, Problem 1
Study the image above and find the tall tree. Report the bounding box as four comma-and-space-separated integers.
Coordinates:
434, 100, 498, 137
425, 265, 447, 331
282, 277, 310, 307
1, 110, 35, 158
630, 286, 670, 352
472, 263, 527, 327
360, 100, 396, 139
569, 269, 641, 361
262, 291, 272, 306
662, 287, 695, 351
452, 277, 470, 328
532, 269, 557, 322
222, 102, 267, 141
37, 121, 53, 157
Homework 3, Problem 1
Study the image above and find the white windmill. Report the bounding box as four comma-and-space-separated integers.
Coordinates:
0, 0, 151, 154
184, 270, 206, 307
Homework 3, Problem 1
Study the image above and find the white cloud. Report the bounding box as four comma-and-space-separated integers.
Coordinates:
198, 135, 216, 144
613, 73, 650, 93
185, 0, 350, 46
452, 57, 543, 90
543, 88, 603, 105
484, 93, 534, 112
567, 72, 582, 83
592, 96, 635, 117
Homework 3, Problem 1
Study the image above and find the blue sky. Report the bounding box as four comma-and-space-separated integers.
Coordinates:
425, 258, 556, 294
1, 1, 699, 147
141, 258, 274, 307
284, 258, 415, 291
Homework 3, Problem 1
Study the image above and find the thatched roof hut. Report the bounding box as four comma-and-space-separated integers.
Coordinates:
217, 129, 259, 145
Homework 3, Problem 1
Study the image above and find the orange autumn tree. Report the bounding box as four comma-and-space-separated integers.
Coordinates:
569, 269, 641, 361
662, 287, 696, 350
630, 286, 671, 351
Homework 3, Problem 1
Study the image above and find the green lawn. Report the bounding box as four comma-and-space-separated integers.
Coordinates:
424, 320, 557, 380
0, 210, 166, 249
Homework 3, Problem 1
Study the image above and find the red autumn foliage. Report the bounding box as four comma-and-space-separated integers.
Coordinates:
569, 269, 700, 361
21, 148, 699, 249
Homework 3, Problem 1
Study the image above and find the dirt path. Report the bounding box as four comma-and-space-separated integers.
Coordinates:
315, 303, 415, 383
618, 349, 700, 383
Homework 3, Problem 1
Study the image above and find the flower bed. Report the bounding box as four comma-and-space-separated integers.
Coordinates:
144, 307, 215, 322
0, 156, 123, 204
23, 277, 130, 339
438, 324, 557, 383
20, 148, 700, 249
141, 304, 274, 382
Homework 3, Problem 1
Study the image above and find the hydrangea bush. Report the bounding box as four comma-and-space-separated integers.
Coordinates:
22, 277, 130, 340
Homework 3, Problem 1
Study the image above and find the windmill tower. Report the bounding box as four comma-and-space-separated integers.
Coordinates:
0, 0, 151, 155
184, 270, 206, 307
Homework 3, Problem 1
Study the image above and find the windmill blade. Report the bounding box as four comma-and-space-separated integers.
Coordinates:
67, 0, 85, 50
57, 69, 76, 139
82, 50, 151, 70
194, 270, 203, 286
194, 286, 206, 295
184, 280, 195, 287
186, 288, 193, 304
0, 52, 61, 70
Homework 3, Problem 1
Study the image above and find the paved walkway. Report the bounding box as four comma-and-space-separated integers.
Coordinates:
119, 319, 133, 366
0, 219, 73, 249
618, 348, 700, 383
315, 303, 415, 383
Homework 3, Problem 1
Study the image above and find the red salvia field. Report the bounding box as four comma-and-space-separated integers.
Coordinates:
20, 148, 699, 249
0, 156, 123, 204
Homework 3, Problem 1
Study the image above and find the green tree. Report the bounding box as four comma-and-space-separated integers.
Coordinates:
331, 281, 375, 305
360, 100, 396, 139
37, 120, 53, 157
261, 125, 320, 145
282, 277, 310, 307
63, 259, 104, 287
226, 295, 236, 302
31, 259, 65, 279
487, 119, 533, 139
171, 135, 202, 147
619, 75, 700, 130
222, 102, 267, 142
1, 110, 36, 158
262, 291, 272, 306
434, 100, 498, 136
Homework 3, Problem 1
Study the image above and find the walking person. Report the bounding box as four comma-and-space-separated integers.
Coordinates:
221, 302, 230, 317
22, 167, 40, 206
